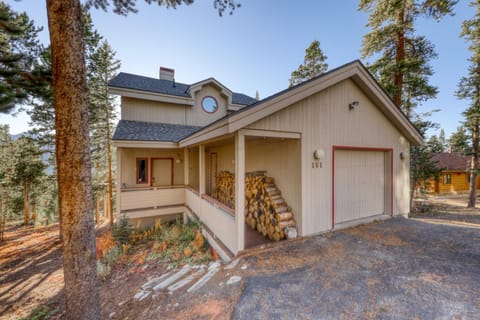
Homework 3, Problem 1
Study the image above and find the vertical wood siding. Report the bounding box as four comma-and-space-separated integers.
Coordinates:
247, 79, 410, 236
121, 97, 187, 124
245, 138, 302, 231
188, 84, 228, 126
121, 188, 185, 211
121, 84, 229, 127
186, 189, 236, 253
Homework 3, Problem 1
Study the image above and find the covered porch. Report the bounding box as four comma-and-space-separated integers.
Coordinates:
114, 129, 301, 257
182, 128, 301, 255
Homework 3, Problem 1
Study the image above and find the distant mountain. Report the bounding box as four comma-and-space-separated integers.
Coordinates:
10, 132, 27, 140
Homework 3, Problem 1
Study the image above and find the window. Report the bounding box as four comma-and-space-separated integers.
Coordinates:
444, 173, 451, 184
201, 96, 218, 113
136, 158, 148, 184
467, 173, 471, 184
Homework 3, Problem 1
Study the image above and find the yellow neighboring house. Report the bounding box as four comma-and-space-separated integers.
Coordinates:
429, 152, 480, 194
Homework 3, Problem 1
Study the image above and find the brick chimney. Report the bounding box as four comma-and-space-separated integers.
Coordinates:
159, 67, 175, 81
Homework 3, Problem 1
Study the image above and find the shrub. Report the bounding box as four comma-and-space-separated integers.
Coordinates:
21, 306, 57, 320
111, 214, 134, 245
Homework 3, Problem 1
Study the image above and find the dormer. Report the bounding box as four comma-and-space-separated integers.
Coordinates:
108, 67, 257, 128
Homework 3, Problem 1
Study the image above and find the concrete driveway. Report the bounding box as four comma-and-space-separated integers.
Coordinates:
232, 218, 480, 319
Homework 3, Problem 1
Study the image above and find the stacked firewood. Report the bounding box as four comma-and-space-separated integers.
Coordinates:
244, 173, 296, 241
211, 171, 235, 208
211, 171, 296, 241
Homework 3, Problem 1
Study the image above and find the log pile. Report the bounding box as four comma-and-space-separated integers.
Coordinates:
245, 172, 296, 241
211, 171, 297, 241
211, 171, 235, 209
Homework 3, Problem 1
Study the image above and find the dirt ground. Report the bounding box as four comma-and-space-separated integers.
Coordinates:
0, 224, 241, 320
1, 196, 479, 319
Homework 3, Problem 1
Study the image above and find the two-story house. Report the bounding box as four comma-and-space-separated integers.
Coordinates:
110, 61, 422, 260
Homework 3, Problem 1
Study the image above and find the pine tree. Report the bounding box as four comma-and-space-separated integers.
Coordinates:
10, 136, 46, 225
289, 40, 328, 87
456, 0, 480, 208
0, 3, 45, 112
45, 1, 240, 318
88, 40, 120, 226
409, 112, 440, 209
439, 129, 447, 150
426, 134, 443, 153
448, 126, 471, 154
0, 125, 16, 240
359, 0, 456, 117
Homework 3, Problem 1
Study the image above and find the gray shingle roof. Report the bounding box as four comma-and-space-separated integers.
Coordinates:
113, 120, 202, 142
109, 72, 257, 106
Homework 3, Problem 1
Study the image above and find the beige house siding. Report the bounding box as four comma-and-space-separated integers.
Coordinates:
247, 78, 410, 236
119, 148, 184, 188
121, 84, 231, 127
205, 143, 235, 176
188, 147, 200, 190
121, 188, 184, 211
185, 189, 237, 253
121, 97, 188, 124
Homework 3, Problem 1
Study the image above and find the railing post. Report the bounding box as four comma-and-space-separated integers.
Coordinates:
235, 132, 245, 252
184, 148, 189, 186
199, 144, 205, 195
116, 147, 122, 218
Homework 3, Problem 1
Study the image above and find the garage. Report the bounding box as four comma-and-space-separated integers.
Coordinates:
333, 147, 393, 226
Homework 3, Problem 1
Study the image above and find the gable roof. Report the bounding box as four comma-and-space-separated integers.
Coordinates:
179, 60, 424, 147
109, 73, 257, 106
113, 120, 202, 143
431, 152, 470, 171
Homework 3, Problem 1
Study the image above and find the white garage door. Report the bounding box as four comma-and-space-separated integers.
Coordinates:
334, 150, 385, 224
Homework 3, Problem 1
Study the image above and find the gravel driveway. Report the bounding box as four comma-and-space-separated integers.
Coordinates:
232, 218, 480, 319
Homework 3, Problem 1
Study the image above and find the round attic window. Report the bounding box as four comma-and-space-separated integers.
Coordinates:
201, 96, 218, 113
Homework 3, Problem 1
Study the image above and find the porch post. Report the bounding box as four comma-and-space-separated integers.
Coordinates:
116, 147, 122, 218
199, 144, 205, 195
184, 148, 189, 186
235, 132, 245, 252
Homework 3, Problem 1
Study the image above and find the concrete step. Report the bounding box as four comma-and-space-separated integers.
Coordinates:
152, 265, 192, 291
187, 261, 221, 293
168, 265, 206, 293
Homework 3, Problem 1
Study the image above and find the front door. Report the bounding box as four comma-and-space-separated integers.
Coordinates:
151, 158, 173, 187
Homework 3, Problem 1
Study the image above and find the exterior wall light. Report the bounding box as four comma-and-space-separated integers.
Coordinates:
349, 101, 359, 110
400, 151, 406, 160
313, 149, 325, 160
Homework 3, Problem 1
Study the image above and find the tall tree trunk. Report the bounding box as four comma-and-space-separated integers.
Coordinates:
468, 121, 479, 208
23, 182, 30, 225
394, 8, 405, 112
409, 146, 418, 212
106, 109, 114, 227
46, 1, 101, 319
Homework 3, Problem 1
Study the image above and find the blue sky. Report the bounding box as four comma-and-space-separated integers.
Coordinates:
0, 0, 473, 138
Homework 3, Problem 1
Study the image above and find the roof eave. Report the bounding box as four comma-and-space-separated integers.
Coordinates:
113, 139, 179, 149
109, 86, 194, 106
180, 61, 423, 147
